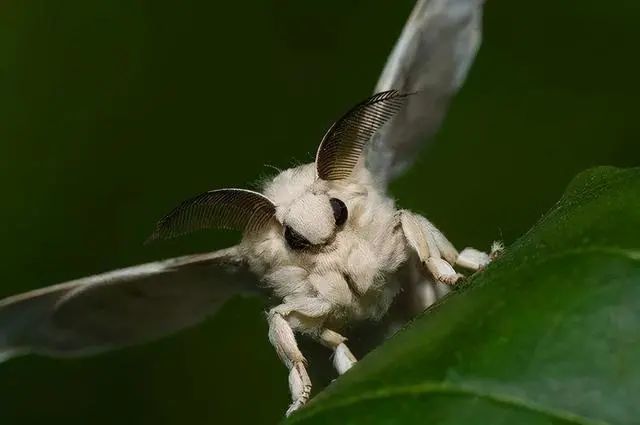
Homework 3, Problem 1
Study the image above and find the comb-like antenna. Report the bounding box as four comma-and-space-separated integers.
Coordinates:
147, 189, 276, 242
315, 90, 411, 181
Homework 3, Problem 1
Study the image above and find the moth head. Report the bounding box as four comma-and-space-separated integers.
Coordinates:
279, 192, 349, 250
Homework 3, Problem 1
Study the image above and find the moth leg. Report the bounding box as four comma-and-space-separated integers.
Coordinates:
400, 211, 463, 285
401, 257, 450, 313
456, 241, 504, 271
267, 307, 312, 417
414, 278, 451, 311
424, 219, 494, 271
317, 329, 357, 375
402, 211, 502, 278
456, 247, 490, 271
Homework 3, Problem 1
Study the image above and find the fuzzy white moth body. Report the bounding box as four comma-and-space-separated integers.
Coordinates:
247, 164, 407, 327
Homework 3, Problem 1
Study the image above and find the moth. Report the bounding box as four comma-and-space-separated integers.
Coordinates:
0, 0, 499, 417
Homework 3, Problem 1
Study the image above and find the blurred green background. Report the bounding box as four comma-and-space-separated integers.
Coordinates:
0, 0, 639, 423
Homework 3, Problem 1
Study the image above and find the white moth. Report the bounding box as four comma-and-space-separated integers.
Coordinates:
0, 0, 500, 417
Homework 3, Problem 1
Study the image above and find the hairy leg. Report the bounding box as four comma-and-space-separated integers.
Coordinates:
268, 298, 332, 416
267, 307, 312, 417
456, 241, 504, 270
400, 210, 501, 285
402, 259, 451, 315
400, 211, 463, 284
316, 328, 357, 375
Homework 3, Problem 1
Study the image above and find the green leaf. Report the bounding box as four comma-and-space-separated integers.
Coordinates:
285, 166, 640, 425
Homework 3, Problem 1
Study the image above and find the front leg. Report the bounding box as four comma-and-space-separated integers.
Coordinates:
268, 307, 312, 417
268, 298, 332, 416
399, 210, 499, 285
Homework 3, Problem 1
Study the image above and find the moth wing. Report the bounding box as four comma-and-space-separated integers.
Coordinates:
0, 246, 260, 361
366, 0, 484, 184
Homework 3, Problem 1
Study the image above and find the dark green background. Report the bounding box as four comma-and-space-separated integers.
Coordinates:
0, 0, 638, 424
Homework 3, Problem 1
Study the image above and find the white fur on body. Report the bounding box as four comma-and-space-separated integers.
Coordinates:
245, 164, 407, 328
240, 163, 491, 415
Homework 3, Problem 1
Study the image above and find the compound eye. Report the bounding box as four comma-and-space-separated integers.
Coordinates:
284, 225, 311, 251
330, 198, 348, 227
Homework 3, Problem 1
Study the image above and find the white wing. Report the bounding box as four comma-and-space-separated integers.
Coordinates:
366, 0, 484, 184
0, 246, 260, 361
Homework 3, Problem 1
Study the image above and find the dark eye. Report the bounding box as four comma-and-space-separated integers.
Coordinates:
330, 198, 348, 226
284, 226, 311, 251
